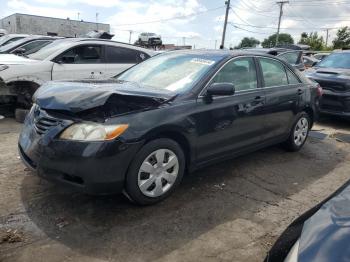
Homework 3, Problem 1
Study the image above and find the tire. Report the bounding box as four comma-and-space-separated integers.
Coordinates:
15, 108, 29, 123
125, 138, 186, 205
283, 112, 311, 152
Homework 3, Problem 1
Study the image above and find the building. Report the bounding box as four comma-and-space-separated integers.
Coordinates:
0, 13, 110, 37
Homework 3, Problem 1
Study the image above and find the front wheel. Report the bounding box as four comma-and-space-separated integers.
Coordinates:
125, 138, 185, 205
283, 113, 310, 152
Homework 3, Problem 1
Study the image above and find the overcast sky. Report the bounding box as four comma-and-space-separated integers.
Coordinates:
0, 0, 349, 48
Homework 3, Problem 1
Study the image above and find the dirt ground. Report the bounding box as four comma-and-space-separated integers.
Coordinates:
0, 116, 349, 262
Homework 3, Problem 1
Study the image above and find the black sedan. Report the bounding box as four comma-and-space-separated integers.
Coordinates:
265, 180, 350, 262
18, 50, 321, 205
305, 51, 350, 119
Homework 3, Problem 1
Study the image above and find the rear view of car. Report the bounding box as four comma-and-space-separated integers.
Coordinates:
305, 51, 350, 119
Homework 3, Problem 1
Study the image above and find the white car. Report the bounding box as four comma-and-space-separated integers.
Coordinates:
138, 33, 162, 46
0, 38, 155, 110
0, 34, 29, 47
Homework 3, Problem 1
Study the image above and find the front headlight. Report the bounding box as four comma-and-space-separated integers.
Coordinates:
0, 65, 9, 72
60, 123, 129, 141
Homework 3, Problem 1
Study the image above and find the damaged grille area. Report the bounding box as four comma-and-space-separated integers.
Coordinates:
34, 115, 59, 135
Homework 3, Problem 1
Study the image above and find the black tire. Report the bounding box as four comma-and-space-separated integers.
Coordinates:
15, 108, 29, 123
125, 138, 185, 205
283, 112, 311, 152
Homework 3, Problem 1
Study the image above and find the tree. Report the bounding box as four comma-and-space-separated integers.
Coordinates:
261, 33, 294, 48
298, 32, 325, 50
333, 26, 350, 49
235, 37, 260, 48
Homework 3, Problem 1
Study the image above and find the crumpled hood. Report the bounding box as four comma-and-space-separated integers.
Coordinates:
0, 54, 40, 65
34, 79, 174, 113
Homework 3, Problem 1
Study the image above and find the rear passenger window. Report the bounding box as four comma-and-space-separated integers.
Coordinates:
212, 57, 257, 92
286, 69, 301, 84
105, 46, 149, 64
259, 58, 288, 87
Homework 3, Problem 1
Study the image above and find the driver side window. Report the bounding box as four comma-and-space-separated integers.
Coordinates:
57, 45, 102, 64
212, 57, 257, 92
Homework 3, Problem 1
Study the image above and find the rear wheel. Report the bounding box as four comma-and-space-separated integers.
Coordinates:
125, 138, 185, 205
283, 113, 310, 151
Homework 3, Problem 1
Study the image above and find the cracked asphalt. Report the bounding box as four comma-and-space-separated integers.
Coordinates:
0, 116, 350, 262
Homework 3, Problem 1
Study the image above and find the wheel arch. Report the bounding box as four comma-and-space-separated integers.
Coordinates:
303, 106, 314, 128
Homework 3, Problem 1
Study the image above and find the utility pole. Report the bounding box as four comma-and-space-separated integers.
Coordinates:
325, 28, 330, 47
221, 0, 231, 49
275, 1, 289, 46
128, 30, 133, 44
215, 39, 218, 49
96, 12, 99, 31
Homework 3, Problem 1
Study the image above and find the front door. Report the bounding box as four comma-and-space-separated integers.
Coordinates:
52, 45, 106, 80
193, 57, 267, 163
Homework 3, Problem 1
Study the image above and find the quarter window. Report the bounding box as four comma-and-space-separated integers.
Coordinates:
259, 58, 288, 87
286, 69, 301, 84
105, 46, 149, 64
212, 57, 257, 92
278, 52, 300, 65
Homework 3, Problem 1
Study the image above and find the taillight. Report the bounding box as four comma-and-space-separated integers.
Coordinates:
316, 84, 323, 97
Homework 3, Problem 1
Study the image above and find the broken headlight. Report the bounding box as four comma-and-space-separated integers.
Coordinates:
60, 123, 129, 141
0, 65, 9, 72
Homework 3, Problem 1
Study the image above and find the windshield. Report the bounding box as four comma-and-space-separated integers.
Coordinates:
0, 37, 29, 52
316, 52, 350, 69
28, 39, 75, 60
117, 52, 221, 92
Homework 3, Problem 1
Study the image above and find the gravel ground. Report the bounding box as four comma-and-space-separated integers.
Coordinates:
0, 116, 349, 262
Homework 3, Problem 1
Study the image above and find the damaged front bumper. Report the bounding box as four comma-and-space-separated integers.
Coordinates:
320, 89, 350, 118
18, 108, 144, 195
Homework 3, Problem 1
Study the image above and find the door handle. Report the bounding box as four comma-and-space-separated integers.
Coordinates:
298, 89, 304, 95
254, 96, 265, 102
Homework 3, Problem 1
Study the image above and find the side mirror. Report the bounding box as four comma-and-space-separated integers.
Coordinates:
12, 47, 26, 55
206, 83, 235, 97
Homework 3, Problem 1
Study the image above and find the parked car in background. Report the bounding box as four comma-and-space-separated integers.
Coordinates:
305, 51, 350, 119
313, 52, 330, 61
137, 32, 162, 46
0, 29, 7, 37
18, 50, 321, 205
0, 38, 154, 120
303, 55, 319, 69
0, 34, 29, 47
0, 35, 60, 55
265, 180, 350, 262
243, 48, 305, 71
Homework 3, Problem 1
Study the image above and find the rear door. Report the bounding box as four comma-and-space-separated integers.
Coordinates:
194, 56, 268, 163
278, 50, 305, 71
52, 44, 106, 80
257, 57, 305, 140
103, 45, 150, 77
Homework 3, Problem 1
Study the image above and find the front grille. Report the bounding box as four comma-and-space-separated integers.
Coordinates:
34, 115, 59, 135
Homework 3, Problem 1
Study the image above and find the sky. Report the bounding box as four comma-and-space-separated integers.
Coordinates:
0, 0, 349, 48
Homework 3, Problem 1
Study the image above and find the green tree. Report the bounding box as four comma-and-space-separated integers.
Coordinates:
298, 32, 325, 50
235, 37, 260, 48
261, 33, 294, 48
333, 26, 350, 49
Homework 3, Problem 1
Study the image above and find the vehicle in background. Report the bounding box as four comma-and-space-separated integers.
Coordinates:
305, 51, 350, 119
0, 36, 60, 55
0, 29, 7, 37
18, 50, 321, 205
313, 52, 330, 61
243, 48, 305, 71
0, 38, 154, 120
303, 55, 319, 69
136, 32, 162, 47
0, 34, 29, 47
265, 180, 350, 262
